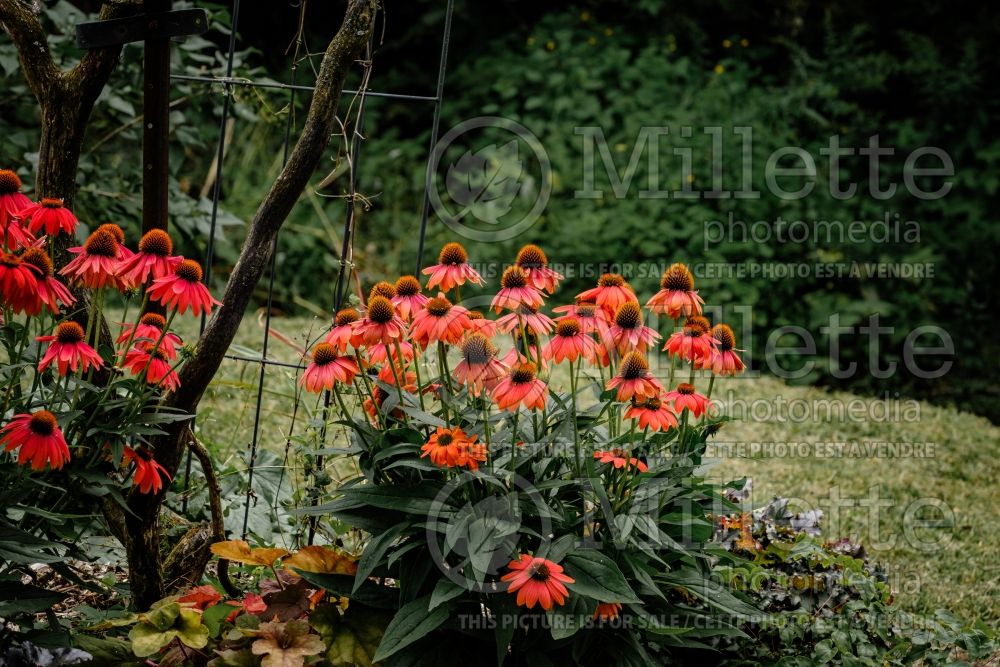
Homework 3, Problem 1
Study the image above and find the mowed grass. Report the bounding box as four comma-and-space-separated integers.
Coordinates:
175, 314, 1000, 626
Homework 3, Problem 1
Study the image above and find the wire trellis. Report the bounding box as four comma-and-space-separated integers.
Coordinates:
176, 0, 455, 543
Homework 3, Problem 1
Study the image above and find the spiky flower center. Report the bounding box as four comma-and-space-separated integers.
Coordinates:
367, 296, 395, 324
369, 281, 396, 301
597, 273, 625, 288
684, 315, 710, 337
712, 324, 736, 351
467, 310, 484, 321
660, 263, 694, 291
20, 248, 53, 277
0, 253, 20, 268
312, 342, 338, 365
40, 198, 64, 209
394, 275, 421, 297
529, 561, 551, 581
510, 362, 537, 384
29, 410, 58, 436
438, 242, 468, 265
175, 259, 203, 283
461, 333, 495, 364
677, 383, 695, 395
644, 396, 663, 410
96, 223, 125, 244
614, 301, 642, 329
556, 319, 581, 337
0, 170, 21, 194
515, 244, 548, 268
426, 296, 452, 317
500, 266, 528, 290
140, 313, 166, 329
335, 308, 360, 328
139, 229, 173, 256
437, 433, 454, 446
619, 352, 649, 379
576, 303, 597, 319
84, 230, 118, 257
55, 321, 85, 344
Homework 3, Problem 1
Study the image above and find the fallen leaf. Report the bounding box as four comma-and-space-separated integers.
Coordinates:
211, 540, 289, 567
282, 546, 358, 575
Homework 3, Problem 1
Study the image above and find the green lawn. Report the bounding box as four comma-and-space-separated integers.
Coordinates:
174, 314, 1000, 626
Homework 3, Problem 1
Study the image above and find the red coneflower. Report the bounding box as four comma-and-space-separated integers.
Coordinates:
664, 383, 711, 418
420, 426, 487, 470
543, 317, 598, 364
19, 246, 74, 315
123, 446, 171, 494
391, 275, 429, 322
422, 242, 484, 292
116, 312, 182, 360
606, 301, 661, 354
300, 342, 359, 393
116, 229, 182, 285
663, 315, 718, 366
553, 300, 609, 336
515, 244, 563, 294
0, 170, 33, 249
593, 602, 623, 621
325, 308, 363, 353
37, 321, 103, 376
702, 323, 745, 376
576, 273, 637, 317
492, 361, 548, 412
410, 293, 472, 347
646, 263, 704, 319
367, 340, 414, 366
594, 449, 649, 472
353, 296, 407, 346
18, 197, 78, 237
501, 555, 574, 611
464, 310, 497, 338
377, 364, 417, 392
60, 229, 122, 290
490, 265, 544, 314
624, 395, 678, 432
149, 259, 220, 316
606, 351, 662, 402
0, 411, 70, 471
0, 252, 40, 313
497, 303, 555, 336
123, 341, 180, 390
453, 333, 507, 396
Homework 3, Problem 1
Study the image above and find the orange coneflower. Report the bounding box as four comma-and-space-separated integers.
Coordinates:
123, 446, 172, 494
594, 449, 648, 472
453, 333, 507, 396
325, 308, 363, 353
665, 383, 711, 418
502, 327, 547, 369
420, 426, 487, 470
149, 259, 220, 316
606, 351, 662, 402
515, 244, 563, 294
0, 252, 39, 313
491, 266, 544, 313
410, 293, 472, 348
543, 317, 598, 364
466, 310, 498, 337
368, 281, 396, 302
354, 296, 407, 346
646, 263, 704, 319
702, 323, 745, 376
367, 340, 415, 366
392, 275, 429, 322
60, 229, 123, 290
624, 395, 678, 432
492, 361, 548, 412
18, 197, 78, 237
606, 301, 661, 354
593, 602, 623, 621
299, 343, 359, 393
576, 273, 637, 317
19, 246, 74, 316
663, 315, 718, 365
123, 341, 180, 390
0, 170, 33, 249
422, 242, 484, 292
0, 411, 70, 471
116, 312, 181, 360
37, 321, 103, 376
117, 229, 182, 286
553, 300, 608, 335
501, 555, 574, 611
497, 303, 555, 336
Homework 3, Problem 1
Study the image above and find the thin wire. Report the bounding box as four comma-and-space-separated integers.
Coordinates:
415, 0, 455, 274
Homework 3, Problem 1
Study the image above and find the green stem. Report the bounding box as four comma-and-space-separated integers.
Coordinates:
568, 359, 581, 479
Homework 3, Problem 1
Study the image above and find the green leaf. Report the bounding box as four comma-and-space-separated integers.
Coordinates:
562, 551, 641, 604
292, 571, 398, 610
429, 578, 466, 611
354, 523, 410, 592
0, 582, 66, 615
372, 595, 453, 663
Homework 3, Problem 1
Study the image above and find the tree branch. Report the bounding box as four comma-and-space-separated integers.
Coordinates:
0, 0, 59, 100
65, 0, 143, 104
